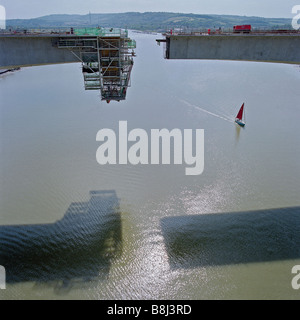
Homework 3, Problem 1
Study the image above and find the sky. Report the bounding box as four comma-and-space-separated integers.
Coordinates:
0, 0, 298, 19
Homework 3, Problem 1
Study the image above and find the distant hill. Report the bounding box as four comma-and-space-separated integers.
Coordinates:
6, 12, 292, 32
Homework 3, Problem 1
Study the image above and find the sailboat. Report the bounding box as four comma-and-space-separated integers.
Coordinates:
235, 103, 245, 127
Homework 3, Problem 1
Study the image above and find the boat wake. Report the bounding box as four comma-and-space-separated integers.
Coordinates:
179, 98, 233, 123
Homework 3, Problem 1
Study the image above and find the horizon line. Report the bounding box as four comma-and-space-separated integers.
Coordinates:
6, 11, 291, 21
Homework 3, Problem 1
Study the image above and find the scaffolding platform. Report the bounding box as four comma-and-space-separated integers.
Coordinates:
55, 27, 136, 102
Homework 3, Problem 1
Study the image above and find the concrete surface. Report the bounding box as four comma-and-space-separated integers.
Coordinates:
167, 34, 300, 64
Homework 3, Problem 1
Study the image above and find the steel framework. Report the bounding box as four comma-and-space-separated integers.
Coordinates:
56, 28, 136, 102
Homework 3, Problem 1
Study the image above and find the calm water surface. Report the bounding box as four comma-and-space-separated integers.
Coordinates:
0, 33, 300, 299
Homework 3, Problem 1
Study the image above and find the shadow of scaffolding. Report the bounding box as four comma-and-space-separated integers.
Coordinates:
0, 190, 122, 293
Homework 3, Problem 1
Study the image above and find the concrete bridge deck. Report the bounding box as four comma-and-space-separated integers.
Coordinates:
0, 34, 94, 69
157, 32, 300, 64
0, 30, 136, 102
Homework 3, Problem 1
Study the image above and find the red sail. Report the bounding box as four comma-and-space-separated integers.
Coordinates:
236, 103, 244, 120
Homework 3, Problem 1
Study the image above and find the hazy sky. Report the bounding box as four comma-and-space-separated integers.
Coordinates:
0, 0, 298, 19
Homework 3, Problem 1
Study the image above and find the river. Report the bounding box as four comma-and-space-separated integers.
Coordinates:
0, 32, 300, 299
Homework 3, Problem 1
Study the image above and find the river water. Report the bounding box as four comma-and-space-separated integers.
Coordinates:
0, 32, 300, 300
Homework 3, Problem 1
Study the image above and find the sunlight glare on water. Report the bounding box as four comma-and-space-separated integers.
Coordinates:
0, 32, 300, 300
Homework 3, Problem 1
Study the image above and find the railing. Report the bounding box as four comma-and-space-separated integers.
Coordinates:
123, 40, 136, 49
74, 27, 128, 37
57, 39, 97, 48
164, 27, 300, 36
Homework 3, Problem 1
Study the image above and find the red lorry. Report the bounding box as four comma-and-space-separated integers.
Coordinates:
233, 25, 252, 33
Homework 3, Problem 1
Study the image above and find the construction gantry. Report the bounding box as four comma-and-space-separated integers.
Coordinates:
55, 27, 136, 102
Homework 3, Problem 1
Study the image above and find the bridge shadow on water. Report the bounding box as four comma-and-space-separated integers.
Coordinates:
160, 207, 300, 269
0, 190, 122, 293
